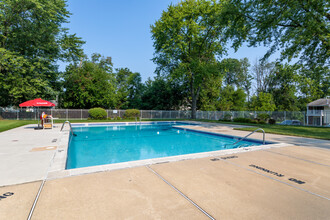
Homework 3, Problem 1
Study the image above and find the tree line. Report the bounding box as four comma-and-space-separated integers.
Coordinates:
59, 55, 329, 112
1, 0, 329, 117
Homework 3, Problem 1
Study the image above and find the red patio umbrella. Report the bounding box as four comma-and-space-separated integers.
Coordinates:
19, 98, 55, 129
19, 98, 55, 107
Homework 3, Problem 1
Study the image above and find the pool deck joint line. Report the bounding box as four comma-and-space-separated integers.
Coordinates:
263, 149, 330, 167
27, 151, 57, 220
217, 156, 330, 201
146, 165, 216, 220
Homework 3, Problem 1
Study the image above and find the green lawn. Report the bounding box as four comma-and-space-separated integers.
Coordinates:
1, 119, 329, 140
194, 119, 330, 140
0, 120, 38, 132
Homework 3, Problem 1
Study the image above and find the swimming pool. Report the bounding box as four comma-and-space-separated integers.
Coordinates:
66, 122, 266, 169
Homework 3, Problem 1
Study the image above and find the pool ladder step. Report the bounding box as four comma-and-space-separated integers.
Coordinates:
225, 128, 265, 148
60, 121, 76, 136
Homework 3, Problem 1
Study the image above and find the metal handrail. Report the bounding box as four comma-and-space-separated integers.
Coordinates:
60, 121, 76, 136
234, 128, 265, 145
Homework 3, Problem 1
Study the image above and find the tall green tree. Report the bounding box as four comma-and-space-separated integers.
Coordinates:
115, 68, 144, 109
198, 72, 223, 111
220, 57, 251, 101
151, 0, 227, 118
226, 0, 330, 66
217, 85, 246, 111
61, 54, 116, 109
141, 77, 186, 110
0, 0, 84, 106
250, 92, 276, 111
297, 65, 330, 109
267, 64, 299, 111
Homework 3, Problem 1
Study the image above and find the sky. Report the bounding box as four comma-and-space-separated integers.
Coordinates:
61, 0, 278, 82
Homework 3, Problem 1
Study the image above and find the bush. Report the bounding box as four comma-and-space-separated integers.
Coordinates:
88, 108, 107, 119
233, 118, 252, 123
115, 116, 121, 120
268, 118, 276, 125
123, 109, 140, 119
257, 120, 266, 124
257, 113, 270, 121
0, 115, 3, 120
218, 119, 231, 122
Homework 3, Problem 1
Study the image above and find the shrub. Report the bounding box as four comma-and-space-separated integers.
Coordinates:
257, 113, 270, 121
257, 120, 266, 124
0, 115, 3, 120
218, 119, 231, 122
233, 118, 252, 123
268, 118, 276, 125
88, 108, 107, 119
123, 109, 140, 119
115, 116, 121, 120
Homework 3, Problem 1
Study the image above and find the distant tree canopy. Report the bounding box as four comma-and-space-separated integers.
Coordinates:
115, 68, 144, 109
61, 54, 117, 109
141, 76, 187, 110
0, 0, 84, 106
1, 0, 329, 113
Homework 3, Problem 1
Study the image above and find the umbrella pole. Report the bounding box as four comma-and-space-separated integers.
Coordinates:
37, 107, 40, 129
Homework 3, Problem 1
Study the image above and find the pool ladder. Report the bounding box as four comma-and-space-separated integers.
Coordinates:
60, 121, 76, 136
226, 128, 265, 148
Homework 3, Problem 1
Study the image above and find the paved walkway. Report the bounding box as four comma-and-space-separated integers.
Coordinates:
0, 122, 329, 219
0, 125, 62, 186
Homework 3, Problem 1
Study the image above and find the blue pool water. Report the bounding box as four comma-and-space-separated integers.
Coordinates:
66, 123, 263, 169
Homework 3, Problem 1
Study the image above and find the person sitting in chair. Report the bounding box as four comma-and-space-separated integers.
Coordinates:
40, 112, 47, 127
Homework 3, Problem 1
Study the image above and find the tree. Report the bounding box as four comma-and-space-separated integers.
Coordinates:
252, 59, 276, 94
297, 65, 330, 109
217, 85, 246, 111
226, 0, 330, 66
250, 92, 276, 111
115, 68, 144, 109
198, 73, 223, 111
267, 64, 299, 111
61, 54, 116, 109
141, 77, 186, 110
151, 0, 227, 118
220, 57, 252, 101
0, 0, 84, 106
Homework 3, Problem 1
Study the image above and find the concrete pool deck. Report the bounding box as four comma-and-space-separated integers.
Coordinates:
0, 122, 329, 219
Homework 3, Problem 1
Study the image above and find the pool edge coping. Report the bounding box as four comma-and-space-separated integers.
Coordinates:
47, 121, 290, 180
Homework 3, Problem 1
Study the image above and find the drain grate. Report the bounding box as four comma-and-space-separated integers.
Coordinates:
52, 139, 57, 143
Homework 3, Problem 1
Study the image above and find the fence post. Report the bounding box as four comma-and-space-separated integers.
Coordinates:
140, 110, 142, 119
170, 111, 171, 119
106, 109, 108, 119
17, 110, 19, 120
284, 111, 286, 121
81, 109, 83, 120
66, 109, 68, 120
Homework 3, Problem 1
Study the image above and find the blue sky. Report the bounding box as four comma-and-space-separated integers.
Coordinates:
61, 0, 276, 81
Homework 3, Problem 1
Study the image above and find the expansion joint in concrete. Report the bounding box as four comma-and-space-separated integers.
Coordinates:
146, 165, 216, 220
